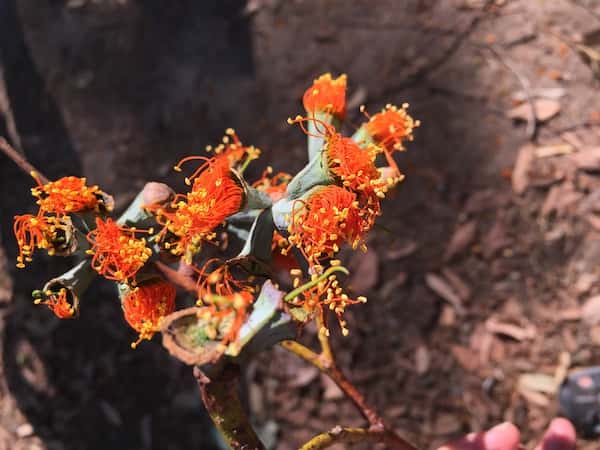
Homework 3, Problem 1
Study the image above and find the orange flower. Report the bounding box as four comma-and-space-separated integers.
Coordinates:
326, 132, 385, 195
252, 168, 292, 202
122, 280, 177, 348
198, 291, 254, 348
303, 73, 347, 120
13, 213, 72, 268
87, 218, 152, 283
151, 160, 244, 260
196, 259, 254, 301
288, 265, 367, 336
34, 288, 76, 319
175, 129, 260, 176
364, 103, 419, 153
31, 173, 108, 215
287, 186, 372, 264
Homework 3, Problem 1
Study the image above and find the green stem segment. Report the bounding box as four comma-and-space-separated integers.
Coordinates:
284, 265, 349, 303
298, 426, 413, 450
195, 365, 266, 450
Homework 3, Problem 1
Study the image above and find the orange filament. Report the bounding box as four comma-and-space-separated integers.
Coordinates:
195, 259, 255, 301
122, 280, 177, 348
31, 173, 105, 215
13, 213, 69, 268
303, 73, 347, 120
174, 129, 260, 179
326, 132, 384, 194
288, 269, 367, 336
363, 103, 419, 171
34, 288, 76, 319
252, 168, 292, 202
87, 218, 152, 283
150, 161, 244, 259
287, 186, 372, 264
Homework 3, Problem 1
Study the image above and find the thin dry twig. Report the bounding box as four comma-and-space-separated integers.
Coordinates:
0, 136, 48, 183
482, 44, 537, 141
298, 426, 414, 450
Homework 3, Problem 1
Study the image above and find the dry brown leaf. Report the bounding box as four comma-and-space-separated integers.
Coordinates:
320, 374, 344, 400
582, 295, 600, 325
512, 144, 535, 194
444, 220, 477, 261
425, 273, 464, 313
348, 248, 378, 294
485, 318, 536, 341
289, 366, 319, 388
518, 373, 557, 395
507, 99, 561, 123
586, 213, 600, 231
415, 345, 430, 374
441, 267, 471, 301
534, 144, 574, 159
385, 241, 418, 260
570, 147, 600, 171
451, 345, 479, 372
379, 272, 408, 300
482, 219, 511, 259
518, 387, 550, 407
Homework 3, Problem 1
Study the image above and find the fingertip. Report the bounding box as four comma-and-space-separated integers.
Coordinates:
534, 418, 576, 450
484, 422, 521, 450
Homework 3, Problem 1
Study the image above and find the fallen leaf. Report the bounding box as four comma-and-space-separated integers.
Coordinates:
582, 295, 600, 325
441, 267, 471, 301
415, 345, 430, 374
534, 144, 574, 159
518, 373, 558, 395
451, 345, 479, 372
320, 374, 344, 400
518, 386, 550, 407
512, 144, 535, 194
379, 272, 408, 300
385, 241, 418, 260
586, 213, 600, 231
439, 305, 456, 327
444, 221, 477, 261
575, 273, 596, 295
507, 99, 561, 123
570, 147, 600, 171
348, 248, 378, 294
481, 219, 511, 259
425, 273, 464, 313
485, 318, 536, 341
289, 366, 319, 388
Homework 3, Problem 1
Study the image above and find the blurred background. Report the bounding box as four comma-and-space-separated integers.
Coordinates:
0, 0, 599, 449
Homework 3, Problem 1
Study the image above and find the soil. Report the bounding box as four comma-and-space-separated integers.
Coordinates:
0, 0, 599, 449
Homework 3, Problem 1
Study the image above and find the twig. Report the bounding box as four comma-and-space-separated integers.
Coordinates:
482, 44, 537, 141
0, 68, 22, 152
194, 365, 266, 450
298, 426, 414, 450
0, 136, 48, 183
381, 1, 493, 96
280, 340, 419, 450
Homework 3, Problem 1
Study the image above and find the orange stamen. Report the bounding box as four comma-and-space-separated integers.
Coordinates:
86, 218, 152, 283
303, 73, 347, 120
31, 173, 107, 215
34, 288, 76, 319
149, 160, 244, 260
13, 213, 70, 267
122, 279, 177, 348
287, 186, 373, 264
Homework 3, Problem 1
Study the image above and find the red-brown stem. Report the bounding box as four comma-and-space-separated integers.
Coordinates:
280, 340, 418, 450
194, 365, 266, 450
0, 136, 49, 183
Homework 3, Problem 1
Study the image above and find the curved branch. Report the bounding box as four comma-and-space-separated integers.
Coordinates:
194, 365, 266, 450
280, 340, 418, 450
299, 426, 415, 450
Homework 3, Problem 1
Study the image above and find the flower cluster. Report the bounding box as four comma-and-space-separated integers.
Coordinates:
14, 72, 417, 353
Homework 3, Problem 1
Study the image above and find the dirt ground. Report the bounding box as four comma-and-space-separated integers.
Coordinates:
0, 0, 599, 449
